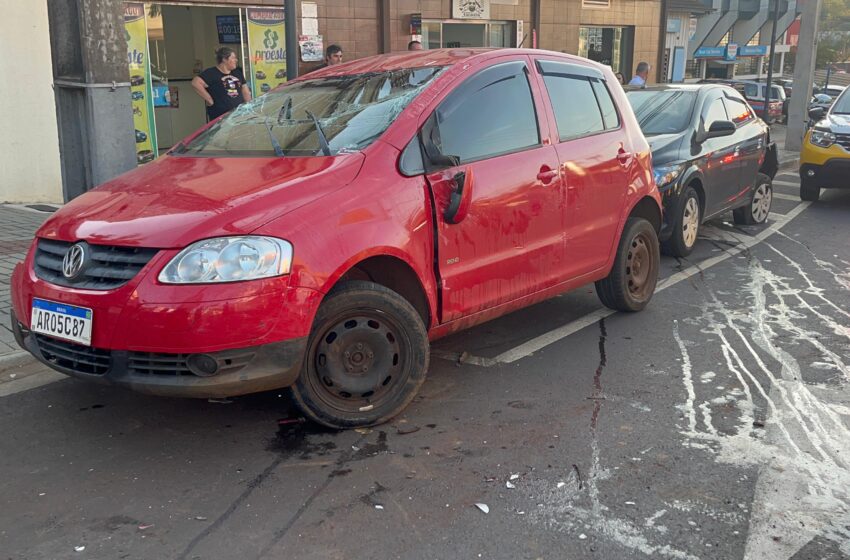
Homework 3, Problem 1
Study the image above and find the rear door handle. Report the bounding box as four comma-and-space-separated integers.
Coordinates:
537, 166, 558, 184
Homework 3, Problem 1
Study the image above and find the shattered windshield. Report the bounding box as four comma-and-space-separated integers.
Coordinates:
175, 66, 446, 157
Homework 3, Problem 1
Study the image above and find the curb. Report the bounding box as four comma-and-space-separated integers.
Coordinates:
0, 351, 34, 372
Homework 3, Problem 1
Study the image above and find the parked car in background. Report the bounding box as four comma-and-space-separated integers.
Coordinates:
11, 49, 662, 429
800, 88, 850, 201
733, 81, 786, 123
821, 85, 846, 99
626, 84, 778, 257
810, 93, 834, 113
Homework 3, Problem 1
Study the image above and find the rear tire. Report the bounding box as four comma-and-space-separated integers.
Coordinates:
596, 218, 660, 312
290, 281, 429, 429
661, 185, 700, 257
800, 181, 821, 202
733, 173, 772, 225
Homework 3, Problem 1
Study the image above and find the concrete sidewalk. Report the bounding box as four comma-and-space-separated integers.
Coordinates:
0, 206, 51, 367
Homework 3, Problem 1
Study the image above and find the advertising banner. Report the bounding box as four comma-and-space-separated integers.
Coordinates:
125, 3, 157, 165
247, 8, 287, 97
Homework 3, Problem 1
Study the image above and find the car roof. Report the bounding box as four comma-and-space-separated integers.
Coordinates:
627, 84, 719, 92
300, 48, 606, 78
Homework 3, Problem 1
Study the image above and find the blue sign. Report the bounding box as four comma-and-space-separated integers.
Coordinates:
724, 43, 738, 61
217, 15, 242, 44
694, 46, 724, 58
739, 45, 768, 56
667, 18, 682, 33
152, 85, 170, 107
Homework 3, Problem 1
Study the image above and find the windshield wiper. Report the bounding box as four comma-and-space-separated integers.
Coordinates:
306, 110, 332, 156
277, 97, 292, 124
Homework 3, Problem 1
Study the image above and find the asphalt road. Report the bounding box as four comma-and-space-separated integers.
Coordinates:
2, 173, 849, 560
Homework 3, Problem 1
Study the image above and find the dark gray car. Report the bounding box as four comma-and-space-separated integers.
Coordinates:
626, 84, 779, 257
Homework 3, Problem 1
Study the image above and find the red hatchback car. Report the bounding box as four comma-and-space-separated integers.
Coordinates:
12, 49, 661, 428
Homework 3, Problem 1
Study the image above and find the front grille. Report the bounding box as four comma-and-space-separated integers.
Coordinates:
128, 350, 255, 376
34, 334, 111, 375
834, 133, 850, 152
34, 239, 158, 290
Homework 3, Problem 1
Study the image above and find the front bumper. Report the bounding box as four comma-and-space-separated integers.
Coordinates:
800, 159, 850, 190
10, 243, 324, 397
657, 181, 682, 242
12, 309, 308, 398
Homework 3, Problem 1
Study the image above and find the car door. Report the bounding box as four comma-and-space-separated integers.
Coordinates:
421, 59, 567, 322
697, 91, 742, 215
723, 90, 764, 199
533, 59, 629, 277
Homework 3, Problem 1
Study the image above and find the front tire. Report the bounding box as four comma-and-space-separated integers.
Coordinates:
800, 181, 821, 202
290, 281, 429, 429
662, 186, 700, 257
596, 218, 660, 312
733, 173, 772, 225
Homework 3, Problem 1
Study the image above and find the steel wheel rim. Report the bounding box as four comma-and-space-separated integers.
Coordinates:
626, 231, 654, 300
752, 183, 771, 223
308, 309, 410, 414
682, 197, 700, 248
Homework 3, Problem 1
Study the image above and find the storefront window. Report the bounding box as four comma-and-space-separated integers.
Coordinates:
579, 26, 633, 76
421, 20, 516, 49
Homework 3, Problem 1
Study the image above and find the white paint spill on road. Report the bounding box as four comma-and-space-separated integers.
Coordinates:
669, 238, 850, 559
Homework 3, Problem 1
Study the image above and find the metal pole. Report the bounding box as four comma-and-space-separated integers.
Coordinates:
824, 63, 831, 89
762, 0, 780, 121
285, 0, 298, 80
786, 0, 824, 152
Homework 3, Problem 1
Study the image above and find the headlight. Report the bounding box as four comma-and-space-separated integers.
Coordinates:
158, 236, 293, 284
653, 163, 685, 188
810, 128, 836, 148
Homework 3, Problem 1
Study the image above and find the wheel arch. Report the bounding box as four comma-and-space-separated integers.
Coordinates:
333, 255, 432, 329
628, 195, 663, 234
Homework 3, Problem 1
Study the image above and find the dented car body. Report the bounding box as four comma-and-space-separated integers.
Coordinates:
11, 49, 661, 428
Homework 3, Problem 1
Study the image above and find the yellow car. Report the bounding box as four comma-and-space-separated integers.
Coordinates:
800, 88, 850, 201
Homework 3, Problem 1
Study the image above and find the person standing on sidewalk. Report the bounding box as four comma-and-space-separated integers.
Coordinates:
192, 47, 252, 121
628, 62, 650, 87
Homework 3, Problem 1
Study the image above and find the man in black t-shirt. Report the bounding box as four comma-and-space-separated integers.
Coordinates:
192, 47, 252, 121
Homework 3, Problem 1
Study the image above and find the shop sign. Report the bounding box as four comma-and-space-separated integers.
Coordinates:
724, 42, 738, 61
694, 46, 724, 58
247, 8, 287, 96
688, 17, 697, 40
739, 45, 768, 57
666, 18, 681, 34
452, 0, 490, 19
216, 15, 243, 44
124, 2, 157, 165
410, 13, 422, 35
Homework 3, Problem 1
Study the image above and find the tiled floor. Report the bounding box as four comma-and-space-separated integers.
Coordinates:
0, 206, 49, 356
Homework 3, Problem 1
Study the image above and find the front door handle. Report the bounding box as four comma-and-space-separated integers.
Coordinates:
537, 166, 558, 184
616, 150, 633, 166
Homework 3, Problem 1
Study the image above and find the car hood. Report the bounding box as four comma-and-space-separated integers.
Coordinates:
39, 154, 365, 248
824, 113, 850, 134
646, 133, 685, 166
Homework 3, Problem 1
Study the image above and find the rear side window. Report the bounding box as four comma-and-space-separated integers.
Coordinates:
432, 61, 539, 164
538, 61, 619, 141
744, 83, 759, 99
723, 92, 755, 125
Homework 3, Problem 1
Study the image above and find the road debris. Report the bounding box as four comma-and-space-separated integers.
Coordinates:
138, 524, 154, 530
506, 481, 516, 489
557, 482, 566, 489
74, 546, 85, 552
475, 503, 489, 514
396, 425, 421, 435
277, 417, 306, 426
195, 516, 208, 521
355, 427, 372, 435
509, 473, 519, 480
579, 534, 587, 540
375, 505, 384, 510
572, 464, 583, 489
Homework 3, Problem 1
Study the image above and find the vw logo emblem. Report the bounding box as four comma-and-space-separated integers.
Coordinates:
62, 244, 86, 279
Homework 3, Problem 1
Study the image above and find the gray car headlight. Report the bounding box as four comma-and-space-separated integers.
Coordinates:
158, 236, 293, 284
653, 163, 685, 188
810, 128, 836, 148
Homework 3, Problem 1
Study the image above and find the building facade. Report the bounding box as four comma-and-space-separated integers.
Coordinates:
6, 0, 662, 204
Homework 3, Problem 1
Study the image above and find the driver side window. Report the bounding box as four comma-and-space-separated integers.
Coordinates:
428, 61, 540, 166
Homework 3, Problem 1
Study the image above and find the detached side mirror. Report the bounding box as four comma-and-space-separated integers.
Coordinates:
700, 120, 736, 142
808, 107, 826, 121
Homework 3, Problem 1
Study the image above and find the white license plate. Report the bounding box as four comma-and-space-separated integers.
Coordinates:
30, 298, 93, 346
